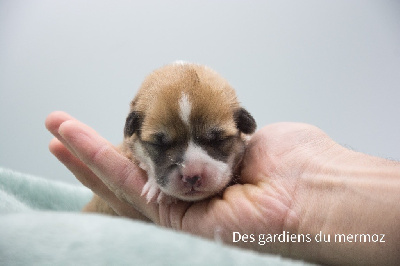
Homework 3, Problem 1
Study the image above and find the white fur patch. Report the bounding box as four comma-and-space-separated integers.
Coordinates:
178, 93, 191, 126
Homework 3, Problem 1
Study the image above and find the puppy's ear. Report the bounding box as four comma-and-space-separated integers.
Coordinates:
124, 111, 143, 137
234, 108, 257, 134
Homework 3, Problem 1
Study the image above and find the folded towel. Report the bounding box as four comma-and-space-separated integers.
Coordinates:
0, 167, 309, 266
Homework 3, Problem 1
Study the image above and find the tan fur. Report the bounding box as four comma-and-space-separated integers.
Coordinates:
83, 194, 117, 215
133, 64, 239, 141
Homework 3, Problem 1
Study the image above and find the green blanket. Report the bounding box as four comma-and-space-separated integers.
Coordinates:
0, 167, 310, 265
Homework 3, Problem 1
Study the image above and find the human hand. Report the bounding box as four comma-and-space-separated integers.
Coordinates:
46, 111, 322, 249
46, 111, 400, 265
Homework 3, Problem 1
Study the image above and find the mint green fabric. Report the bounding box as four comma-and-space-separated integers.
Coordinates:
0, 167, 310, 266
0, 168, 91, 213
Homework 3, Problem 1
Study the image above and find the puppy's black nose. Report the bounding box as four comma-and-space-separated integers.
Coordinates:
182, 175, 201, 186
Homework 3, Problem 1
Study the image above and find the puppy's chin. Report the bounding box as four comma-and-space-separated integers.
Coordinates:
160, 166, 232, 201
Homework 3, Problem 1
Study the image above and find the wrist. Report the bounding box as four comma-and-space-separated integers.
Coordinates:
290, 145, 400, 265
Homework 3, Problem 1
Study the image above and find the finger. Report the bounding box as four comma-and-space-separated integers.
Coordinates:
57, 119, 160, 222
46, 111, 79, 157
49, 137, 106, 192
50, 138, 150, 221
45, 111, 76, 138
57, 120, 142, 193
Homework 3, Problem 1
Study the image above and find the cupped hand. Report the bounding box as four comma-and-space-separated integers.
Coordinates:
45, 111, 338, 256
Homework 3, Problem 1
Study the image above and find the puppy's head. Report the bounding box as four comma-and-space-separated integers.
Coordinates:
124, 62, 256, 201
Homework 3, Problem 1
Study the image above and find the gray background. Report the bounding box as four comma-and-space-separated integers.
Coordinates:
1, 0, 399, 185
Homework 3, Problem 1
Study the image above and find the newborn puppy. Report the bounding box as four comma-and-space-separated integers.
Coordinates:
83, 62, 256, 214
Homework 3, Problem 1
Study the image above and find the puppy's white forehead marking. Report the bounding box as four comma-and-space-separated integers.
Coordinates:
178, 92, 191, 126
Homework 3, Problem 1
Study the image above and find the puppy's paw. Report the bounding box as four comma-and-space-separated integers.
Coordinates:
141, 178, 160, 203
140, 178, 176, 204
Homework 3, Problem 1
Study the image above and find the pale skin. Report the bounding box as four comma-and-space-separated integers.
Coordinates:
46, 111, 400, 265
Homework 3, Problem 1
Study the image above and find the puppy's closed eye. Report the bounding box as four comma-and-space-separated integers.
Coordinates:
149, 132, 174, 148
198, 129, 231, 146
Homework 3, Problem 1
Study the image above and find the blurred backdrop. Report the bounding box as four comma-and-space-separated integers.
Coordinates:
1, 0, 399, 185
